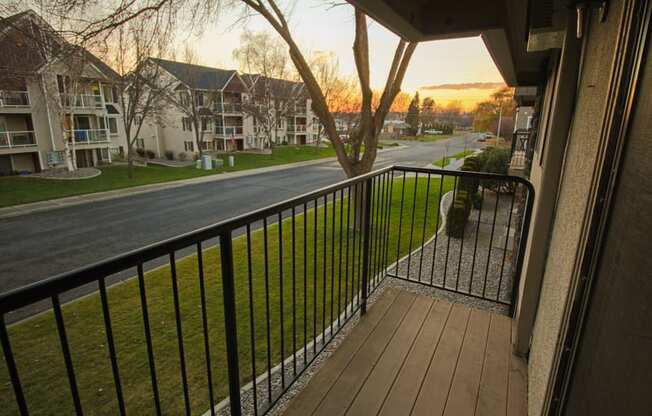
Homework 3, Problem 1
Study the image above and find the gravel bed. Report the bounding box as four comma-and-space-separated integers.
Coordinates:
389, 191, 518, 314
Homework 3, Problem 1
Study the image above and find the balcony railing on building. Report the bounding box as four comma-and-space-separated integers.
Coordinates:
213, 102, 243, 113
0, 91, 30, 107
287, 124, 307, 133
60, 94, 104, 109
0, 165, 534, 416
215, 125, 244, 136
0, 131, 37, 148
67, 129, 109, 144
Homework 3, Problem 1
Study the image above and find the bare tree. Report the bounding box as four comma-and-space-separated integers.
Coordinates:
164, 45, 219, 157
111, 14, 172, 178
14, 0, 418, 177
234, 30, 301, 148
234, 2, 418, 177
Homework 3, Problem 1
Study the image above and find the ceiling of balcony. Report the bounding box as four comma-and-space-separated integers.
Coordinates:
347, 0, 563, 87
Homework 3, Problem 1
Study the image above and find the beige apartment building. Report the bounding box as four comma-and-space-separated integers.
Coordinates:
0, 10, 127, 175
137, 58, 319, 158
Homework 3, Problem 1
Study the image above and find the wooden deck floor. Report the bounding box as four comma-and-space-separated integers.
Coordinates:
283, 288, 527, 416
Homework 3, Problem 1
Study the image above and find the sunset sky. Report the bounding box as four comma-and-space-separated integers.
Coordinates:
188, 1, 506, 111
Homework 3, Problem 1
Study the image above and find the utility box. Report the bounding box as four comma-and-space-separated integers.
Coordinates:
213, 158, 224, 169
228, 155, 235, 167
202, 155, 212, 170
195, 159, 202, 169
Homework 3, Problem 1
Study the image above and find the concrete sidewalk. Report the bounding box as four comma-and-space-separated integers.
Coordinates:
0, 145, 406, 219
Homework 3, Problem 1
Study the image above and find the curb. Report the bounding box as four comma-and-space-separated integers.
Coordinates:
0, 145, 407, 220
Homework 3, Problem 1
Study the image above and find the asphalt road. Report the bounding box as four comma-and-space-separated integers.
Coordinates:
1, 134, 481, 301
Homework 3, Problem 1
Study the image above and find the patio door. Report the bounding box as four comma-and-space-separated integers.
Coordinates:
553, 2, 652, 414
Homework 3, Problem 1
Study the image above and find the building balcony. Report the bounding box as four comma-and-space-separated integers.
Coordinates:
0, 91, 30, 108
0, 131, 37, 148
66, 129, 109, 144
214, 125, 244, 136
287, 124, 307, 133
60, 93, 104, 110
0, 166, 534, 416
213, 102, 243, 113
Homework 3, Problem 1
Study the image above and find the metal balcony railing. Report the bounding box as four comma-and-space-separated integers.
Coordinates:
0, 166, 533, 416
213, 102, 243, 113
0, 91, 30, 107
287, 124, 307, 133
0, 131, 37, 148
215, 125, 244, 136
67, 129, 109, 143
60, 94, 104, 109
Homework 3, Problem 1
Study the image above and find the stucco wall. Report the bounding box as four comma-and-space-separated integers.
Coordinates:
527, 1, 625, 414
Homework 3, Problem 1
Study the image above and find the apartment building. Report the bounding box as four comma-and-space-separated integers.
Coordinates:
137, 58, 318, 158
0, 10, 127, 175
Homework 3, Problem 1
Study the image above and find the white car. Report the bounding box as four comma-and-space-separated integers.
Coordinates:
424, 129, 443, 135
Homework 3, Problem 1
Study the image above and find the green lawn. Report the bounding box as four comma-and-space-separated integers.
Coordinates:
400, 133, 456, 142
433, 149, 477, 167
0, 176, 453, 416
0, 146, 335, 208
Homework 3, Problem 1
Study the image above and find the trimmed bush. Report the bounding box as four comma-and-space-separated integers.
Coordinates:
135, 148, 145, 158
446, 190, 471, 238
459, 156, 480, 195
476, 146, 511, 192
178, 152, 187, 161
164, 150, 174, 160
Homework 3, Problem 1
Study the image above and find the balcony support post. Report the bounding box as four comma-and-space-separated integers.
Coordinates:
219, 231, 242, 416
360, 177, 373, 315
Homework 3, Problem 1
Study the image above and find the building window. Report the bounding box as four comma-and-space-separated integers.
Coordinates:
181, 117, 193, 131
196, 91, 204, 106
108, 118, 118, 135
201, 118, 208, 131
180, 91, 190, 106
136, 138, 145, 149
184, 141, 194, 152
96, 148, 110, 161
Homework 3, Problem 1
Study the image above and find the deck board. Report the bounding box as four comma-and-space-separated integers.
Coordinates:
282, 289, 527, 416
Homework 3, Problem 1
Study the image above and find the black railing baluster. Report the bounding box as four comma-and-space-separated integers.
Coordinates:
371, 175, 383, 289
443, 177, 458, 288
218, 231, 242, 416
277, 212, 285, 388
196, 243, 216, 416
98, 278, 126, 416
137, 264, 162, 416
169, 253, 191, 416
406, 173, 420, 280
52, 295, 83, 415
498, 181, 516, 301
395, 171, 407, 266
344, 186, 352, 317
0, 319, 28, 416
337, 188, 345, 327
469, 186, 486, 294
245, 226, 259, 416
312, 199, 318, 355
351, 184, 359, 307
322, 195, 327, 342
303, 202, 308, 368
360, 178, 373, 315
330, 192, 336, 337
263, 217, 272, 403
417, 174, 432, 282
483, 185, 501, 298
429, 175, 445, 285
356, 183, 364, 306
383, 171, 394, 274
291, 207, 297, 377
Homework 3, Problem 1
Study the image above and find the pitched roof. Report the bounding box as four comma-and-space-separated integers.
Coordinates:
0, 9, 120, 81
149, 58, 236, 90
246, 73, 306, 98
